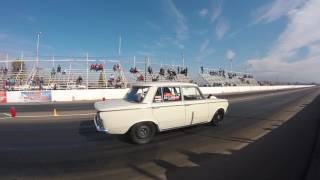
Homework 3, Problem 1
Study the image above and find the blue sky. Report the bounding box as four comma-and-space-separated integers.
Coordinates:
0, 0, 319, 82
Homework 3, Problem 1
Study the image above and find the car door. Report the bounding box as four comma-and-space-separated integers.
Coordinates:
182, 86, 209, 125
152, 86, 186, 130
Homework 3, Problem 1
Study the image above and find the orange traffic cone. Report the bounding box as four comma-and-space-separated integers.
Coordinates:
9, 107, 16, 118
53, 108, 58, 116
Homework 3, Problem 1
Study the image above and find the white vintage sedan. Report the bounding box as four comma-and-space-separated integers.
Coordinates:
94, 82, 229, 144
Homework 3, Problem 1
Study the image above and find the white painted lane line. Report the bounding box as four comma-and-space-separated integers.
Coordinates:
14, 112, 96, 118
2, 113, 11, 117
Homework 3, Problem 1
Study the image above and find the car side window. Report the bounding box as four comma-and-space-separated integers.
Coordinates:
153, 87, 181, 103
153, 88, 163, 102
182, 87, 204, 101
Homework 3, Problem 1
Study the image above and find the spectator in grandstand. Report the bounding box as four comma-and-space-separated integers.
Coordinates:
76, 76, 83, 85
113, 64, 120, 72
94, 63, 99, 71
177, 67, 180, 74
39, 78, 44, 90
62, 69, 66, 75
109, 74, 115, 81
51, 67, 56, 76
5, 78, 9, 87
167, 68, 176, 76
90, 64, 95, 71
9, 78, 15, 86
57, 65, 61, 73
115, 77, 124, 88
138, 74, 144, 81
152, 75, 159, 82
159, 68, 165, 76
148, 66, 153, 74
130, 67, 138, 73
200, 66, 204, 74
98, 64, 104, 71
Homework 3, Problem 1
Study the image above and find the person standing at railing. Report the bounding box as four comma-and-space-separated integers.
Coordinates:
57, 65, 61, 73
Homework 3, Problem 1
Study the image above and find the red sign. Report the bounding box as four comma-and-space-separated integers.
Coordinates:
0, 91, 7, 104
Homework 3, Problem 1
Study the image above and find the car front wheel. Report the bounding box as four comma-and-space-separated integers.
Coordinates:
129, 122, 156, 144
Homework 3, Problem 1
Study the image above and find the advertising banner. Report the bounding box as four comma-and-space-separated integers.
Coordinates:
0, 91, 6, 104
19, 91, 52, 102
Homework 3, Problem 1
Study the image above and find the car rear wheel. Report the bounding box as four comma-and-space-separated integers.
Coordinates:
129, 122, 156, 144
210, 110, 224, 126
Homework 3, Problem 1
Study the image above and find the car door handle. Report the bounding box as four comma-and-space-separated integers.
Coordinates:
152, 107, 160, 109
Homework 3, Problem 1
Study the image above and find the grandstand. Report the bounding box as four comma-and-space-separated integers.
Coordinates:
0, 57, 261, 91
198, 67, 259, 86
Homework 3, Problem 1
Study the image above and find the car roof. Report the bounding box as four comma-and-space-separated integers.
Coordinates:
132, 82, 198, 87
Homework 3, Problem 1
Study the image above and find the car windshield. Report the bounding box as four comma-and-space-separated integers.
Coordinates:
126, 86, 149, 103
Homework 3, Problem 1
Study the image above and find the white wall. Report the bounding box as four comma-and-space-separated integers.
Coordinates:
5, 85, 315, 103
51, 89, 129, 102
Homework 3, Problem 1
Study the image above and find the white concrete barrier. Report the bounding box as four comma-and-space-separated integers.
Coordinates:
199, 85, 314, 95
5, 85, 315, 103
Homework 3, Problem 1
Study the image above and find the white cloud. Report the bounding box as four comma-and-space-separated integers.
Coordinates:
0, 32, 54, 58
200, 39, 210, 53
196, 39, 215, 62
199, 8, 208, 18
0, 32, 8, 40
215, 18, 229, 39
247, 0, 320, 83
26, 15, 36, 23
211, 0, 223, 23
146, 21, 161, 31
226, 49, 236, 60
164, 0, 189, 49
254, 0, 305, 23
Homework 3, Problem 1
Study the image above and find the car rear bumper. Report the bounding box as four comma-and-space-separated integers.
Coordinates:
94, 112, 108, 133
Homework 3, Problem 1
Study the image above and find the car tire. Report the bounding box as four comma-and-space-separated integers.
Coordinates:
129, 122, 156, 144
210, 110, 224, 126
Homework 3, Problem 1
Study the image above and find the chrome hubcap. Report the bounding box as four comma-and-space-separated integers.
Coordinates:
137, 126, 149, 138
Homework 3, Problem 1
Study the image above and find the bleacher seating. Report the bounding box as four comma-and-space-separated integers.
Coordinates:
199, 67, 259, 86
0, 60, 127, 90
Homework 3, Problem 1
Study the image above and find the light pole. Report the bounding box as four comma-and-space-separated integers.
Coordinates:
118, 35, 122, 57
36, 32, 42, 68
181, 52, 185, 67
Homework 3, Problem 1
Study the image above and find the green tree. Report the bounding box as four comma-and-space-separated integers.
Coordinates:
98, 72, 106, 88
11, 59, 27, 85
11, 59, 26, 73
